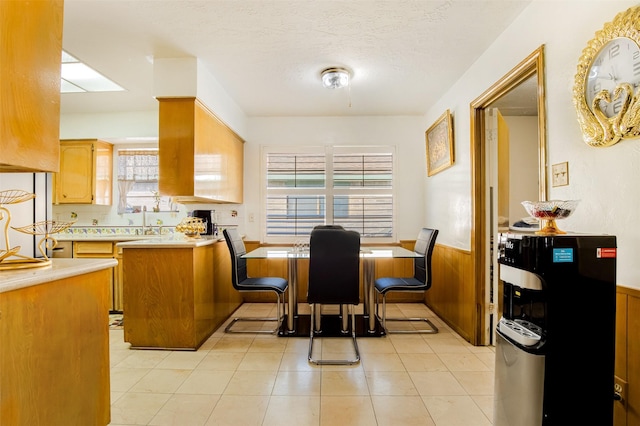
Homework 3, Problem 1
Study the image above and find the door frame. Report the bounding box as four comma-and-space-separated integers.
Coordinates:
469, 45, 547, 345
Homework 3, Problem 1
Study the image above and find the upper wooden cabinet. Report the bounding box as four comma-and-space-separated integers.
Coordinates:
158, 97, 244, 204
0, 0, 63, 172
54, 140, 113, 205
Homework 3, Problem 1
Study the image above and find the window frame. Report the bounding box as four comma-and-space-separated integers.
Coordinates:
262, 145, 396, 243
116, 148, 168, 213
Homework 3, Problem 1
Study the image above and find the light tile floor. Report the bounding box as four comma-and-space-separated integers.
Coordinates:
108, 303, 495, 426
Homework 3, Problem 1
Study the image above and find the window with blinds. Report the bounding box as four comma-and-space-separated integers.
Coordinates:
264, 147, 394, 241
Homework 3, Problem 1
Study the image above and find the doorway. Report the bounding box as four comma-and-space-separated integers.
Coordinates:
470, 46, 548, 345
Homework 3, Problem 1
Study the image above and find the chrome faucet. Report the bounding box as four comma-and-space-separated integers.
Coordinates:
142, 206, 147, 235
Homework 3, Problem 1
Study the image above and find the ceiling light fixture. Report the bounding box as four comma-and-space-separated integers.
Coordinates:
60, 50, 124, 93
321, 67, 350, 89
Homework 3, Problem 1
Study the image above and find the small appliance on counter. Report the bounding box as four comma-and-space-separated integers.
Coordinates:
190, 210, 218, 236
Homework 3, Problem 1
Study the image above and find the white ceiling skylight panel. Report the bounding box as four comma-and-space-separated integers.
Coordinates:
61, 50, 124, 93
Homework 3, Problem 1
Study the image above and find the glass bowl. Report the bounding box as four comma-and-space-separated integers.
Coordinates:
521, 200, 579, 235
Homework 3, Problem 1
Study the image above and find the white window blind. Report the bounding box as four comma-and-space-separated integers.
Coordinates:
264, 146, 394, 241
266, 153, 326, 236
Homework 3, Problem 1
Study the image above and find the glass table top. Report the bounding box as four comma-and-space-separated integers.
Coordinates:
242, 246, 421, 259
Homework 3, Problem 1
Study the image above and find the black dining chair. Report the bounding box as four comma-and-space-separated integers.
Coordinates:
374, 227, 439, 334
223, 228, 288, 334
307, 225, 361, 365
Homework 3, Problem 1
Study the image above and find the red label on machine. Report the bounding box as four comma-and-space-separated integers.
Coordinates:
597, 248, 617, 258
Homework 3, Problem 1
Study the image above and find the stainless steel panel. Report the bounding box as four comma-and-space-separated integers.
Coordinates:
499, 264, 543, 291
493, 332, 545, 426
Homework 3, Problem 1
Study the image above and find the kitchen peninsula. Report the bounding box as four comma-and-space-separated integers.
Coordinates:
0, 258, 116, 425
118, 235, 242, 350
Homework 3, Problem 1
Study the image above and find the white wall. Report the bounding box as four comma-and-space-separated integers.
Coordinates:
423, 0, 639, 288
60, 111, 158, 141
58, 0, 640, 288
58, 112, 426, 240
504, 115, 539, 224
153, 58, 248, 138
245, 116, 426, 241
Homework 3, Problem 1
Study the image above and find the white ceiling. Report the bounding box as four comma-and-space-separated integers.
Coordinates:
61, 0, 532, 117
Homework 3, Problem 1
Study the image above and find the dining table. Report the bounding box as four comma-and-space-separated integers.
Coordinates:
242, 246, 422, 336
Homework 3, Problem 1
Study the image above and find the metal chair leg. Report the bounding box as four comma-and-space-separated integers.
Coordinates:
314, 303, 322, 332
340, 304, 349, 333
225, 292, 286, 334
375, 293, 439, 334
308, 304, 360, 365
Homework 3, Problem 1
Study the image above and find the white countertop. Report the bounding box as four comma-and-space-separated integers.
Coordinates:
56, 235, 161, 242
0, 258, 118, 294
117, 235, 225, 248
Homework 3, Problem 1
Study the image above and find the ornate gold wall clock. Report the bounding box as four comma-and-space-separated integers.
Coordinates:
573, 6, 640, 147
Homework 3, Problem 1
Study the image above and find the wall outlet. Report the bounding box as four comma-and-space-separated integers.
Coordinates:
551, 162, 569, 187
614, 375, 627, 407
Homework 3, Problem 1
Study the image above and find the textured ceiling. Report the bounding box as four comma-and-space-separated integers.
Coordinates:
61, 0, 532, 117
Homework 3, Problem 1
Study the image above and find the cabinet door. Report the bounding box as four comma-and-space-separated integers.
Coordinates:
0, 0, 63, 172
73, 241, 116, 311
56, 142, 94, 203
113, 246, 124, 312
226, 129, 244, 203
194, 100, 244, 203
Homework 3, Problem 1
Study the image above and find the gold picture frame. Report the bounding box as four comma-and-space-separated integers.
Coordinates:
425, 109, 454, 176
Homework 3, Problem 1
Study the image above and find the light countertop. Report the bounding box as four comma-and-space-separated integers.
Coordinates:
56, 235, 162, 242
117, 235, 224, 249
0, 258, 118, 294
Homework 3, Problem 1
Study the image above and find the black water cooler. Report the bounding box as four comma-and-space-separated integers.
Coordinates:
494, 233, 617, 426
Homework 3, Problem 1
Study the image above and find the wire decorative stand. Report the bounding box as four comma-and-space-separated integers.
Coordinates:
0, 189, 75, 270
175, 216, 206, 239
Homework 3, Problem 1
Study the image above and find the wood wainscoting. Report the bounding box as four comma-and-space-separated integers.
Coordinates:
241, 241, 417, 305
241, 240, 474, 338
425, 243, 474, 342
242, 240, 475, 343
614, 285, 640, 426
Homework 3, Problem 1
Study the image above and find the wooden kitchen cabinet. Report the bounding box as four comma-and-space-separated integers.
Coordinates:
73, 241, 119, 312
0, 261, 113, 425
54, 140, 113, 205
114, 245, 124, 312
0, 0, 63, 173
159, 97, 244, 203
119, 238, 244, 350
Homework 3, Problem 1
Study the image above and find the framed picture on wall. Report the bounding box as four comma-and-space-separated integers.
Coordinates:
425, 109, 454, 176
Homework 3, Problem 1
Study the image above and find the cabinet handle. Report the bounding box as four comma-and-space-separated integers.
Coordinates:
63, 194, 67, 198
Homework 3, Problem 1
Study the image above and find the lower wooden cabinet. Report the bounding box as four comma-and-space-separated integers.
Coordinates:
0, 266, 112, 425
114, 245, 124, 311
121, 240, 242, 350
73, 241, 121, 312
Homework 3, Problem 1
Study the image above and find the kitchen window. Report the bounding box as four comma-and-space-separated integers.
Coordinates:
264, 146, 395, 242
116, 149, 165, 214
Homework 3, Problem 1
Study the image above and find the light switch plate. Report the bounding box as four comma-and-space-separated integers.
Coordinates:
552, 162, 568, 187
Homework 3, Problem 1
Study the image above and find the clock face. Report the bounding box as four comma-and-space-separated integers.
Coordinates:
585, 37, 640, 118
